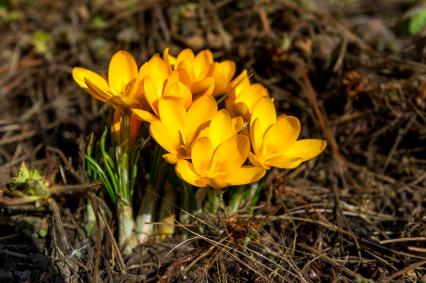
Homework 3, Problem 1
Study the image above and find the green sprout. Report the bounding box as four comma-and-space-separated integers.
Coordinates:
407, 8, 426, 35
9, 162, 49, 196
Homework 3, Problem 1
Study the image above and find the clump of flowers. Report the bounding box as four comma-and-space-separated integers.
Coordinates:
72, 48, 326, 251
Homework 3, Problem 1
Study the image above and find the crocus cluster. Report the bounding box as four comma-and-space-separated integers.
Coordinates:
73, 49, 326, 189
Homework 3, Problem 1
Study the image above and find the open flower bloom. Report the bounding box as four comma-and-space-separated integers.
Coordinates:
249, 97, 327, 169
164, 48, 239, 97
72, 50, 145, 111
72, 51, 145, 144
176, 109, 266, 189
164, 48, 215, 97
132, 54, 195, 123
149, 95, 218, 164
225, 70, 270, 121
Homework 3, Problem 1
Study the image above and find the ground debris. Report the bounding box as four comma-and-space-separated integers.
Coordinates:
1, 0, 426, 282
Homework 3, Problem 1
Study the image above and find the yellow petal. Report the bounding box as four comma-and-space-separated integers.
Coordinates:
284, 139, 327, 161
240, 83, 269, 112
231, 117, 244, 132
178, 69, 191, 86
142, 54, 170, 79
196, 126, 209, 141
176, 49, 195, 64
208, 109, 235, 149
157, 97, 185, 130
151, 56, 170, 90
140, 55, 170, 93
250, 97, 276, 131
194, 50, 213, 78
176, 60, 195, 83
211, 61, 236, 95
218, 60, 236, 81
149, 120, 180, 157
226, 71, 253, 118
222, 166, 266, 186
231, 102, 250, 121
262, 115, 300, 156
111, 110, 121, 142
143, 76, 160, 115
84, 77, 115, 103
107, 95, 133, 111
132, 108, 158, 123
211, 134, 249, 172
250, 118, 265, 154
248, 152, 264, 168
208, 178, 229, 189
72, 67, 98, 89
163, 153, 178, 164
163, 48, 176, 67
169, 69, 190, 87
176, 160, 208, 187
230, 69, 249, 90
192, 77, 214, 95
182, 95, 217, 145
128, 68, 146, 101
194, 82, 215, 99
264, 156, 303, 169
163, 81, 192, 110
72, 67, 111, 102
151, 97, 188, 158
108, 51, 138, 94
191, 137, 214, 175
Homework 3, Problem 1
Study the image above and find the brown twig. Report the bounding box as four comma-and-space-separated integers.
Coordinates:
48, 198, 70, 251
258, 6, 271, 35
0, 130, 36, 146
383, 260, 426, 282
299, 243, 366, 280
382, 115, 416, 173
47, 147, 85, 184
154, 4, 170, 42
97, 203, 127, 274
300, 71, 344, 168
380, 237, 426, 245
297, 69, 361, 258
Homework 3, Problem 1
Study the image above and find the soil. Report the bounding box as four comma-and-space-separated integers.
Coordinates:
1, 0, 426, 282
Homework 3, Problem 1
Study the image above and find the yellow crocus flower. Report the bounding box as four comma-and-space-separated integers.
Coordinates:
132, 54, 194, 123
176, 110, 266, 189
225, 70, 270, 121
163, 48, 215, 97
164, 48, 239, 97
149, 95, 218, 164
72, 50, 144, 110
72, 50, 145, 144
249, 97, 326, 169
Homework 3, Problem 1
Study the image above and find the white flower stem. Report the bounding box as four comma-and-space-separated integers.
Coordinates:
117, 199, 136, 253
116, 110, 137, 252
135, 186, 155, 243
